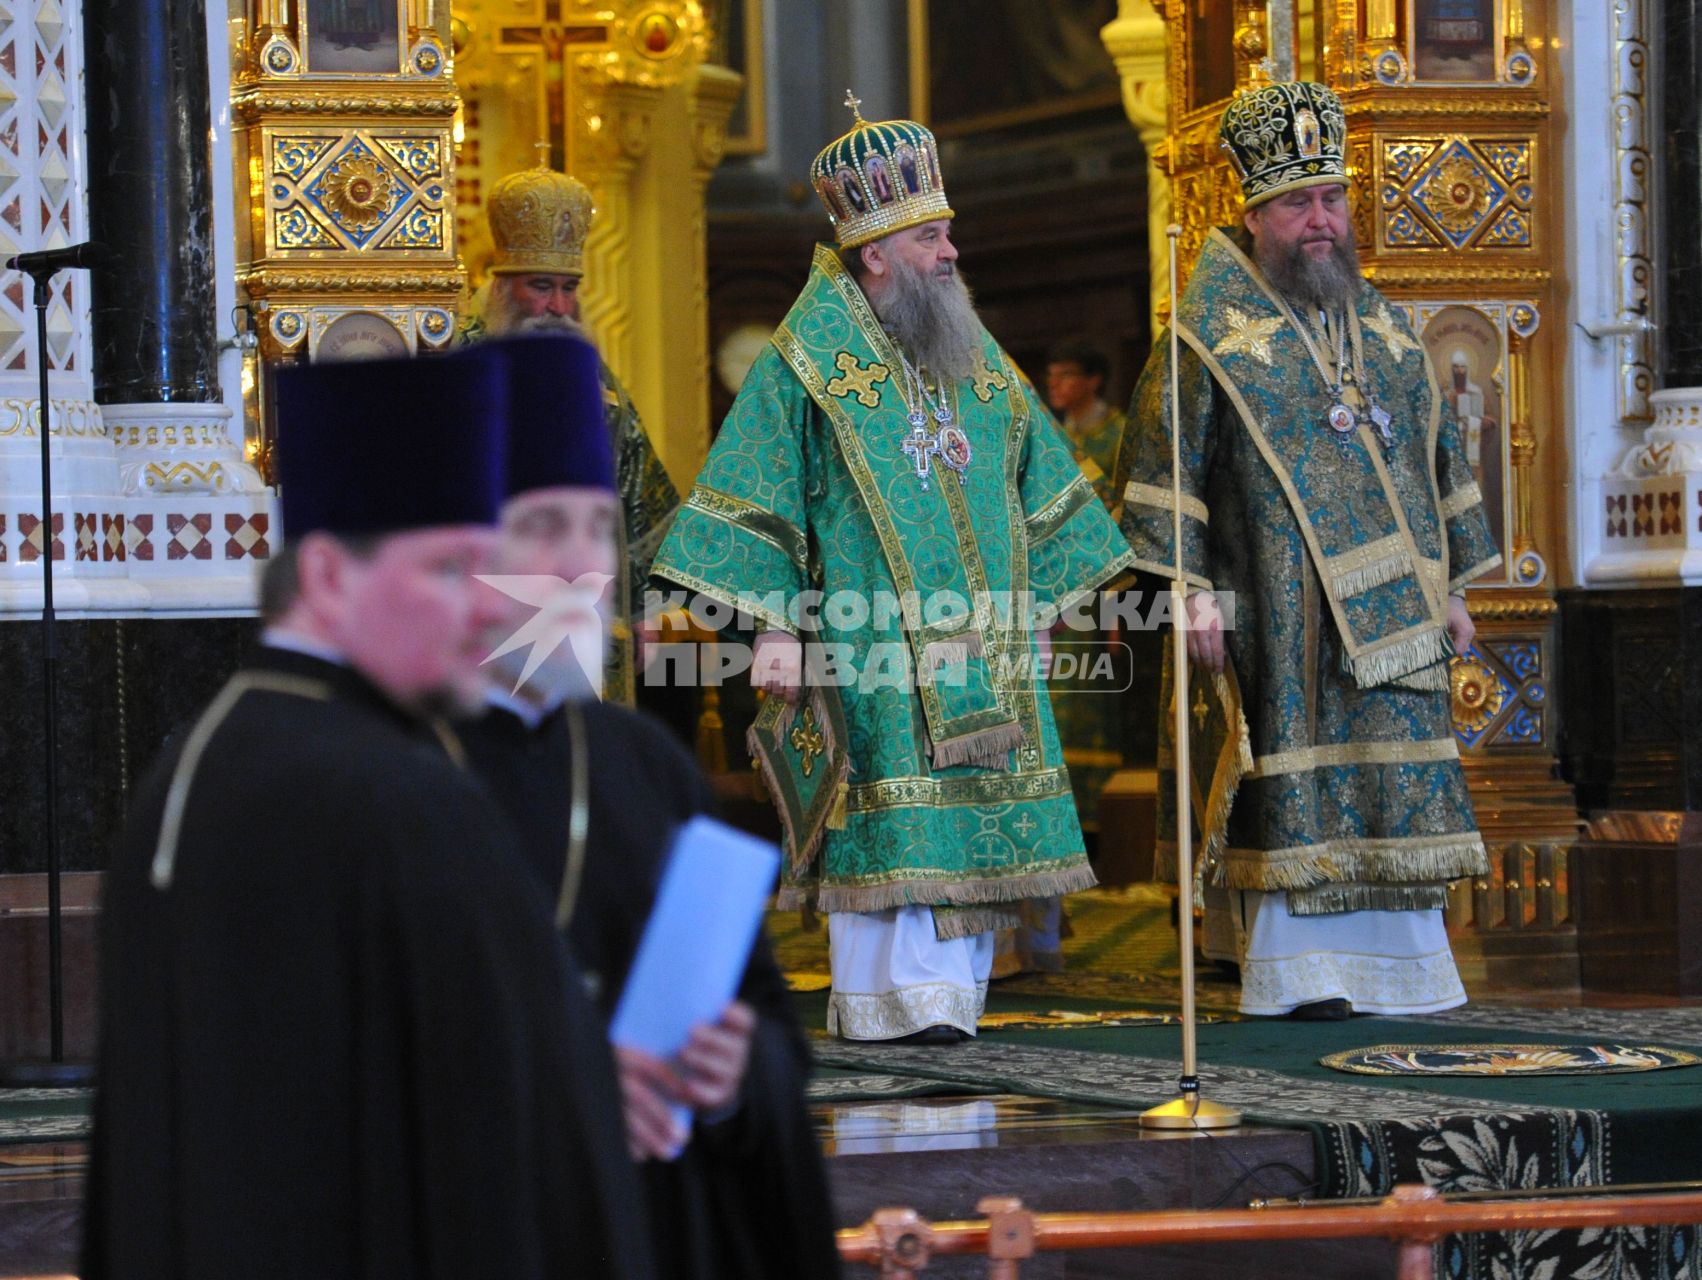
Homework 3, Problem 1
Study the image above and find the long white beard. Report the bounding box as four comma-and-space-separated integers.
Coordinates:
871, 254, 984, 384
482, 280, 591, 340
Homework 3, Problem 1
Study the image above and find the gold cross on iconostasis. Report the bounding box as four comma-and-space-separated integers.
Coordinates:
494, 1, 612, 168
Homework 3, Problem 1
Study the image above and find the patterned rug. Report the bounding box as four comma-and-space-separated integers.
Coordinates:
1323, 1042, 1702, 1077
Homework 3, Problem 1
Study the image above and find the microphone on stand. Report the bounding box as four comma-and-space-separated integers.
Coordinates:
7, 241, 113, 274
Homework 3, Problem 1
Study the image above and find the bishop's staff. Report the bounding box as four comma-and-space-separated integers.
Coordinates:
1138, 226, 1241, 1132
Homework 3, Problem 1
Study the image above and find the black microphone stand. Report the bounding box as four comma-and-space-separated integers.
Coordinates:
0, 262, 94, 1088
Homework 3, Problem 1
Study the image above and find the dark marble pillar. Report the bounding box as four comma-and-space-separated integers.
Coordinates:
1663, 0, 1702, 386
0, 619, 254, 874
82, 0, 219, 405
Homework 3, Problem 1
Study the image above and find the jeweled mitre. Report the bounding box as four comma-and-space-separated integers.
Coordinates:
810, 96, 954, 250
1218, 81, 1348, 208
486, 163, 595, 277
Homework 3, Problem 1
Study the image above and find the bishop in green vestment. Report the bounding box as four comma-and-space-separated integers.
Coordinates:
1119, 82, 1499, 1019
654, 100, 1132, 1041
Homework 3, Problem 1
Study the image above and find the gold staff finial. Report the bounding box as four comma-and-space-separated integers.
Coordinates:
533, 139, 552, 167
844, 89, 866, 125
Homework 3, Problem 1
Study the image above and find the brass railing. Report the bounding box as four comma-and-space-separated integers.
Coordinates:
838, 1185, 1702, 1279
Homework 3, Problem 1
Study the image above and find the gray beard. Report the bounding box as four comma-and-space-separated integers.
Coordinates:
1255, 230, 1364, 313
869, 252, 984, 384
482, 280, 590, 339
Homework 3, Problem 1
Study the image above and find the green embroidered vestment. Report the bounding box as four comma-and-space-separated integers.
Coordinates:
1118, 228, 1500, 915
654, 247, 1133, 918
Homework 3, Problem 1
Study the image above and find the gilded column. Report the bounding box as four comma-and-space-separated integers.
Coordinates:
576, 77, 662, 387
684, 64, 742, 470
1102, 0, 1170, 332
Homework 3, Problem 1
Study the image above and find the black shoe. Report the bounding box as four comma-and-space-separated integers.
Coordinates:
885, 1024, 968, 1046
1288, 997, 1352, 1021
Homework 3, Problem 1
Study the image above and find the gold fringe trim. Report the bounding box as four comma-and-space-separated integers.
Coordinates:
929, 720, 1025, 770
1347, 626, 1449, 689
813, 859, 1098, 916
934, 905, 1021, 939
1199, 669, 1253, 875
1217, 835, 1488, 895
1287, 881, 1451, 915
1330, 548, 1414, 601
828, 782, 850, 830
1391, 663, 1450, 693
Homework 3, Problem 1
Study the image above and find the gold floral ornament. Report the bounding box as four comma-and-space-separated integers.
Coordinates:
1449, 654, 1506, 735
486, 162, 596, 278
1423, 152, 1492, 237
1362, 305, 1420, 360
1212, 306, 1285, 366
1217, 81, 1347, 208
319, 151, 395, 232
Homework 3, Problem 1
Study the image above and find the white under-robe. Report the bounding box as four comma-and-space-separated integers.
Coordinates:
827, 905, 994, 1040
1226, 890, 1468, 1016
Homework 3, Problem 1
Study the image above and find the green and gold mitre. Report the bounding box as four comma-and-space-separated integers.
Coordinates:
1218, 80, 1348, 208
810, 91, 954, 249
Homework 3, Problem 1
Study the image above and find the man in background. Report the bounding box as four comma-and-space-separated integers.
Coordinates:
463, 157, 681, 705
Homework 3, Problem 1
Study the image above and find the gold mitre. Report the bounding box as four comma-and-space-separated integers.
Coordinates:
810, 91, 953, 250
486, 161, 595, 277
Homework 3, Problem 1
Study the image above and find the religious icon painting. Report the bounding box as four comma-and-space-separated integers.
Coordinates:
819, 177, 849, 221
1421, 303, 1508, 566
925, 144, 943, 190
838, 167, 866, 214
1294, 108, 1321, 158
1414, 0, 1496, 81
895, 143, 921, 195
866, 155, 894, 205
938, 425, 972, 474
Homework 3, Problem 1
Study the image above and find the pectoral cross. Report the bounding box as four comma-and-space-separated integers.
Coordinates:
789, 705, 825, 778
902, 421, 942, 492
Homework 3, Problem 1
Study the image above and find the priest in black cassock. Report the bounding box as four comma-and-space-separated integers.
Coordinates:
83, 345, 653, 1280
459, 333, 842, 1280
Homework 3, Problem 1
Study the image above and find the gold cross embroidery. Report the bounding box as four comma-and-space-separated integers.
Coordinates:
1192, 684, 1210, 731
1362, 305, 1420, 360
1212, 307, 1285, 366
825, 352, 890, 407
971, 363, 1009, 403
1012, 813, 1037, 838
789, 705, 825, 778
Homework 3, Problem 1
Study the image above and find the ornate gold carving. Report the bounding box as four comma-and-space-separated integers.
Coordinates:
142, 462, 229, 492
240, 268, 465, 294
233, 91, 460, 121
1353, 101, 1549, 121
1451, 655, 1508, 734
1366, 264, 1551, 287
1468, 598, 1559, 621
318, 150, 397, 231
